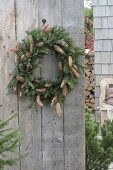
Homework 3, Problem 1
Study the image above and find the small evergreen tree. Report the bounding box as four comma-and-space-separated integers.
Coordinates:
86, 107, 113, 170
0, 114, 23, 170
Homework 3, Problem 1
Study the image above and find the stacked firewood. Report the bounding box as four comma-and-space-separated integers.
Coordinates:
85, 51, 95, 109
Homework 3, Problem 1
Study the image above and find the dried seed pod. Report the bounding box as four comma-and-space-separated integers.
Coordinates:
16, 76, 25, 83
36, 88, 46, 92
36, 95, 43, 107
68, 56, 73, 67
60, 79, 65, 88
45, 83, 52, 87
36, 42, 44, 47
51, 96, 57, 107
58, 61, 63, 70
62, 85, 68, 96
71, 67, 80, 78
54, 45, 65, 55
55, 103, 62, 117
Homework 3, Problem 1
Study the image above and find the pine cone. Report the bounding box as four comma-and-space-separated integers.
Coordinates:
55, 103, 62, 117
13, 86, 17, 92
19, 64, 24, 72
54, 45, 65, 55
16, 76, 25, 83
36, 88, 46, 92
15, 55, 21, 63
60, 79, 65, 88
28, 35, 34, 54
16, 41, 21, 50
62, 41, 68, 48
21, 55, 27, 61
10, 75, 15, 80
73, 64, 78, 70
14, 56, 17, 63
45, 27, 52, 33
62, 85, 68, 96
71, 67, 80, 78
45, 83, 52, 87
10, 42, 21, 53
25, 52, 32, 58
36, 95, 43, 107
42, 23, 49, 31
36, 42, 44, 47
73, 64, 82, 75
68, 56, 73, 67
19, 91, 22, 97
51, 96, 57, 107
10, 48, 19, 53
56, 40, 68, 48
21, 83, 26, 89
28, 35, 34, 44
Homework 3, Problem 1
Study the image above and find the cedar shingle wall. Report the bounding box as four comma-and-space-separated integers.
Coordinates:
94, 0, 113, 121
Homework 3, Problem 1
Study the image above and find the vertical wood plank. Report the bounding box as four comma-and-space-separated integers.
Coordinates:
0, 1, 85, 169
62, 0, 85, 170
38, 0, 64, 170
16, 0, 42, 170
38, 0, 62, 27
0, 0, 19, 170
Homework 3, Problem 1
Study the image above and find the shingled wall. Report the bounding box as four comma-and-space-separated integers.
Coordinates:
94, 0, 113, 120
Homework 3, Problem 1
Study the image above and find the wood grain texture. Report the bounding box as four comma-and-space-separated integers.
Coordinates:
16, 0, 42, 170
41, 54, 64, 170
38, 0, 64, 169
0, 0, 85, 169
0, 0, 19, 170
62, 0, 85, 170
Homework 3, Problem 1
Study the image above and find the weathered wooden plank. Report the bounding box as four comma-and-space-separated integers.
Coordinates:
41, 54, 64, 170
16, 0, 42, 170
38, 0, 64, 169
63, 85, 85, 170
0, 0, 85, 169
0, 0, 19, 170
38, 0, 62, 27
62, 0, 85, 170
62, 0, 84, 46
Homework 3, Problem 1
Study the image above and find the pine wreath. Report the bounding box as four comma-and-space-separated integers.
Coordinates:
8, 20, 84, 116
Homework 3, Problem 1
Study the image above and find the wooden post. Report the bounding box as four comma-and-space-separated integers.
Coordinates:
0, 0, 85, 170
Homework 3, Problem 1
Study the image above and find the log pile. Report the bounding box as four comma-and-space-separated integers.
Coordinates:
85, 51, 95, 109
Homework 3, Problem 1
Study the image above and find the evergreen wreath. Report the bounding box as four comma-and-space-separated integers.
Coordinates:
8, 19, 84, 116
